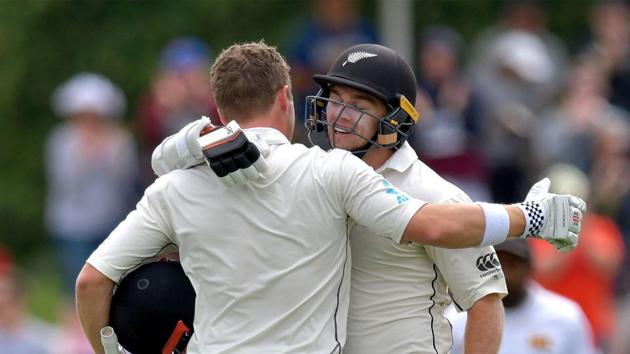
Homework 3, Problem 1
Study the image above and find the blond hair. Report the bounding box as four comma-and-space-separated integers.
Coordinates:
210, 41, 291, 120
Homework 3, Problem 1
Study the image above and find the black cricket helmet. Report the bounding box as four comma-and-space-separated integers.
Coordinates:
110, 261, 196, 354
305, 43, 420, 155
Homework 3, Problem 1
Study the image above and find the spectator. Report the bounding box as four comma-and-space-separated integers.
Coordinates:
469, 29, 554, 202
0, 258, 59, 354
136, 36, 218, 182
45, 73, 139, 297
582, 0, 630, 114
469, 0, 569, 112
286, 0, 378, 142
410, 26, 489, 201
448, 239, 597, 354
532, 58, 629, 175
531, 164, 625, 351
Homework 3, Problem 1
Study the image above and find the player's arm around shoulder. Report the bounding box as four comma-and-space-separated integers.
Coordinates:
331, 150, 428, 243
401, 203, 525, 247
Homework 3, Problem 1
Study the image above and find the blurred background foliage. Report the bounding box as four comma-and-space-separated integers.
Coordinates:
0, 0, 597, 319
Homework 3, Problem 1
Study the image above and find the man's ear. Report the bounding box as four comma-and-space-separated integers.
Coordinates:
277, 85, 292, 113
217, 108, 228, 125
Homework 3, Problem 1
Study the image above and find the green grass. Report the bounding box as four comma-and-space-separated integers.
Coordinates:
23, 250, 67, 323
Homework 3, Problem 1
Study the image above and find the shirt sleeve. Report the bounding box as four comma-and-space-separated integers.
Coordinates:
332, 151, 425, 243
425, 190, 507, 310
426, 245, 507, 310
87, 179, 174, 283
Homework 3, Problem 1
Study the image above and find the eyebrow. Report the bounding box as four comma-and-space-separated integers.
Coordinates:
330, 86, 379, 105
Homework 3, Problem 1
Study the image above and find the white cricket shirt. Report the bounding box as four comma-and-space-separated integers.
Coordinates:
448, 281, 596, 354
88, 128, 425, 354
345, 142, 507, 354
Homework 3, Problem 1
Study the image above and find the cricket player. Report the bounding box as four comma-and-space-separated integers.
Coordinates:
308, 43, 506, 354
77, 41, 584, 354
156, 43, 508, 353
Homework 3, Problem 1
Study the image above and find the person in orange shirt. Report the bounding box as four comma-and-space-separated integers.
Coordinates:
530, 164, 625, 351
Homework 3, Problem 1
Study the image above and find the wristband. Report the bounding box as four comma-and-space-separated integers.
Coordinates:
478, 203, 510, 247
515, 201, 545, 238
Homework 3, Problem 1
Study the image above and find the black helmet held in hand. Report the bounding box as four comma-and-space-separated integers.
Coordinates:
110, 260, 196, 354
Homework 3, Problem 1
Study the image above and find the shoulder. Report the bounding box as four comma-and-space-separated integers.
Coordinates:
305, 147, 364, 172
402, 160, 472, 203
148, 164, 216, 195
270, 144, 354, 172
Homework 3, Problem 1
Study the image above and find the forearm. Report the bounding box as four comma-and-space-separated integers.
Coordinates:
464, 293, 504, 354
401, 204, 525, 247
76, 263, 115, 354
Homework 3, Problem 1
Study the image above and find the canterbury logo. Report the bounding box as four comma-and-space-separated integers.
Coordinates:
342, 51, 377, 66
476, 252, 500, 271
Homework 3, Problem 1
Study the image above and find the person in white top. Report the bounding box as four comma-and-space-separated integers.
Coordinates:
448, 239, 597, 354
76, 41, 585, 354
307, 43, 507, 354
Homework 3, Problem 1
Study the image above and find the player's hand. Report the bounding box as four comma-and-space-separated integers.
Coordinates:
516, 178, 586, 252
199, 120, 269, 187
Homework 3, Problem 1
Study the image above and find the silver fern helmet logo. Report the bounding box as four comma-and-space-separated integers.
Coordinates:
342, 51, 378, 66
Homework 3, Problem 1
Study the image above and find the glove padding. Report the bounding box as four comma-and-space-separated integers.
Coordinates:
151, 118, 269, 187
151, 116, 210, 176
202, 127, 269, 187
516, 178, 586, 252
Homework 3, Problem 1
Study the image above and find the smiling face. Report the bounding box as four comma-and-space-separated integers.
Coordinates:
325, 84, 387, 151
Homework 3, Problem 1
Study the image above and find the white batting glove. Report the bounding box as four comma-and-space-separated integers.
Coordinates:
516, 178, 586, 252
151, 116, 210, 176
151, 118, 270, 187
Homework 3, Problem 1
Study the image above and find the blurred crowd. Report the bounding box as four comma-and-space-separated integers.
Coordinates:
1, 0, 629, 353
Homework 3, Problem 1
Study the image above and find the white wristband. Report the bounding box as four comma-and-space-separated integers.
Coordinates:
478, 203, 510, 247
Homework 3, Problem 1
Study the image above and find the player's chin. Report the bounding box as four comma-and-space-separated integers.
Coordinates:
332, 135, 360, 150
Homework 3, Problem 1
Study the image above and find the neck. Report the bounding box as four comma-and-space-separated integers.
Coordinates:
362, 147, 395, 169
231, 113, 291, 140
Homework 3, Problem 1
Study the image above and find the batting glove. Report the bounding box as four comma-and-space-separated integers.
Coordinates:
151, 116, 209, 176
198, 120, 268, 187
516, 178, 586, 252
151, 118, 269, 187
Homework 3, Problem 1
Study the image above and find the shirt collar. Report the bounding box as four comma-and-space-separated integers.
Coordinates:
244, 127, 291, 146
375, 142, 418, 174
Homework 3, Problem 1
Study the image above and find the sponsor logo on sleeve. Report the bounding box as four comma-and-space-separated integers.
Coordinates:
382, 180, 410, 205
476, 252, 503, 278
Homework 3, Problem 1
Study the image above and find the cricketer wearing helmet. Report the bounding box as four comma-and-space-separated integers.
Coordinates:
149, 44, 584, 353
304, 43, 506, 353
